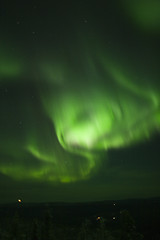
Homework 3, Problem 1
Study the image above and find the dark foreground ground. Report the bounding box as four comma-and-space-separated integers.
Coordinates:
0, 197, 160, 239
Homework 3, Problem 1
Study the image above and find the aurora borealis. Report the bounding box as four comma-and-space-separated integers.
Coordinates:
0, 0, 160, 202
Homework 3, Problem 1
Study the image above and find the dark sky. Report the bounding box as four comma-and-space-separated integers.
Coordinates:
0, 0, 160, 203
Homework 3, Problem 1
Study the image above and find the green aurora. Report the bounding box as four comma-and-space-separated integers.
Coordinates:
1, 42, 160, 183
0, 0, 160, 201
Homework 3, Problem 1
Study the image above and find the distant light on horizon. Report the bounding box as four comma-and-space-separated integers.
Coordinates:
18, 199, 22, 203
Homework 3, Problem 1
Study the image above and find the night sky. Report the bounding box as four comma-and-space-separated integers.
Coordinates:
0, 0, 160, 203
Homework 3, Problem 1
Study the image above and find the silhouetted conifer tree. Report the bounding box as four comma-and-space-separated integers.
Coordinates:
8, 212, 22, 240
31, 219, 40, 240
119, 210, 143, 240
95, 217, 113, 240
77, 219, 92, 240
41, 209, 55, 240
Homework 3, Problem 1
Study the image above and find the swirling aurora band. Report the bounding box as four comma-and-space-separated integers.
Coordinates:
0, 46, 160, 184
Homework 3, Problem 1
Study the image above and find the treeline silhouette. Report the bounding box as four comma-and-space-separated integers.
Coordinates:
0, 209, 144, 240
